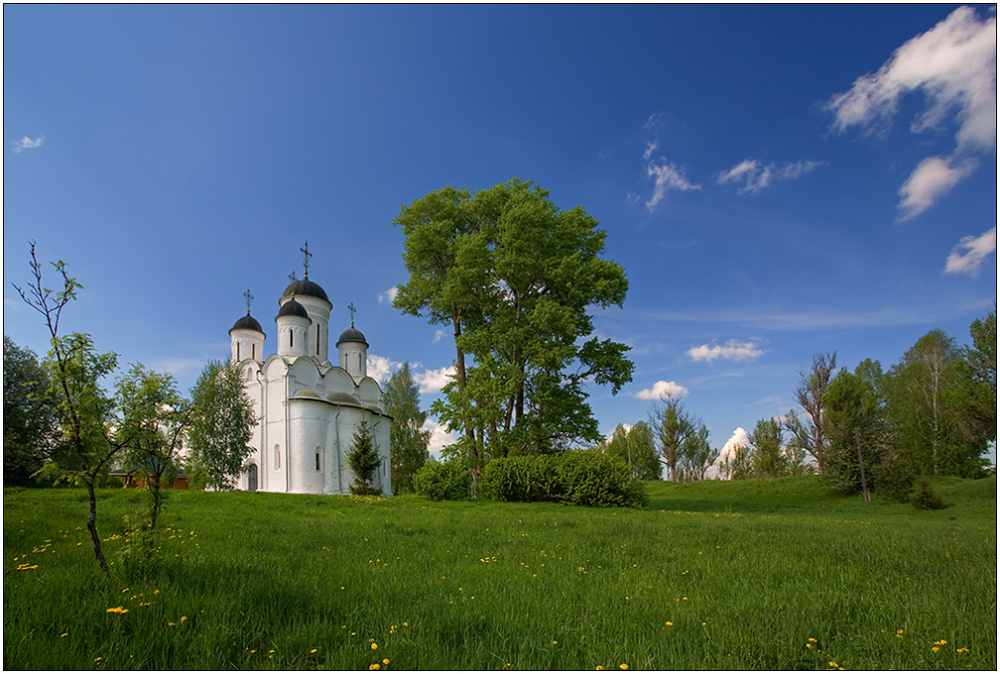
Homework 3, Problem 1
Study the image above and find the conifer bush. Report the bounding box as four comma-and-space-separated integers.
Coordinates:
910, 476, 946, 510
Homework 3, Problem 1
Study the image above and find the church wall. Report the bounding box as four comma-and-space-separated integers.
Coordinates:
287, 400, 329, 494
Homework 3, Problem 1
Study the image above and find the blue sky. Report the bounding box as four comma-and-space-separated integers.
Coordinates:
5, 4, 996, 460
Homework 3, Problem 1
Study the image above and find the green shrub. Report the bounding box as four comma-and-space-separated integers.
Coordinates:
910, 477, 946, 510
413, 459, 472, 501
479, 450, 647, 508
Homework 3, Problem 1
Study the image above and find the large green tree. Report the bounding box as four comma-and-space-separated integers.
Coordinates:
394, 179, 633, 477
823, 359, 890, 498
649, 398, 711, 482
3, 335, 60, 481
187, 360, 256, 490
385, 362, 431, 493
884, 330, 988, 477
965, 308, 997, 445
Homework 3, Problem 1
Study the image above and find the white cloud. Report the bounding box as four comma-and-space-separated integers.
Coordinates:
645, 160, 699, 210
12, 136, 44, 153
897, 155, 978, 221
717, 159, 823, 195
433, 329, 447, 344
827, 6, 996, 150
945, 226, 997, 276
687, 340, 763, 362
421, 418, 456, 459
643, 140, 659, 161
413, 365, 455, 393
635, 380, 689, 401
378, 286, 399, 304
366, 353, 402, 385
826, 6, 996, 216
718, 427, 749, 464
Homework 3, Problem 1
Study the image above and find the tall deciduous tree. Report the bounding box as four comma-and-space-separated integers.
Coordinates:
747, 418, 789, 479
650, 398, 709, 481
824, 360, 889, 498
965, 307, 997, 444
784, 352, 836, 473
385, 362, 431, 493
12, 243, 120, 573
885, 330, 987, 477
3, 335, 59, 481
603, 422, 661, 481
187, 360, 256, 490
394, 179, 633, 477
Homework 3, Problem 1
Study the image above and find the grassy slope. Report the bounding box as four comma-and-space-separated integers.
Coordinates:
4, 476, 996, 670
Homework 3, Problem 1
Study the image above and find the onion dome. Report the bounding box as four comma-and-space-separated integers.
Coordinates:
230, 313, 264, 334
337, 325, 368, 346
277, 295, 311, 320
281, 278, 329, 303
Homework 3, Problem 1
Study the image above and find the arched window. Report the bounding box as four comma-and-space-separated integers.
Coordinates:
315, 449, 321, 471
290, 330, 294, 348
316, 326, 321, 355
236, 342, 241, 360
252, 343, 256, 360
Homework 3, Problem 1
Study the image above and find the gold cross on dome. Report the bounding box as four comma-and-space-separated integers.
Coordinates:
243, 289, 254, 315
300, 241, 313, 278
348, 302, 356, 326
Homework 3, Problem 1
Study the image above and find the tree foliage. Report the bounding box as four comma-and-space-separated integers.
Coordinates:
649, 398, 715, 481
884, 330, 987, 477
384, 362, 431, 493
393, 179, 633, 478
115, 364, 191, 529
4, 335, 60, 481
347, 417, 382, 495
602, 422, 661, 480
823, 360, 889, 497
187, 360, 255, 491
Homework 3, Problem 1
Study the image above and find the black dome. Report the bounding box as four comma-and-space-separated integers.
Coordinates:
281, 278, 329, 303
277, 297, 311, 320
337, 326, 368, 346
230, 313, 265, 334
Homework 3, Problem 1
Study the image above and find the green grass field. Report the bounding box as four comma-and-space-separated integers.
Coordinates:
4, 476, 996, 670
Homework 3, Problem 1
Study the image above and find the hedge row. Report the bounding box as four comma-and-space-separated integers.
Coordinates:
479, 450, 647, 508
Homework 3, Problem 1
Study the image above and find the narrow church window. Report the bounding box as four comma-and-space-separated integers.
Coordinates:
315, 449, 321, 471
290, 331, 294, 348
252, 343, 256, 360
236, 343, 241, 360
359, 353, 364, 370
317, 326, 321, 355
275, 445, 281, 469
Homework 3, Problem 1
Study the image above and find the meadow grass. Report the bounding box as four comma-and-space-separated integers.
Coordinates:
4, 475, 995, 670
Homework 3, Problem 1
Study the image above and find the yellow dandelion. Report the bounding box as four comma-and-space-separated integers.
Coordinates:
168, 622, 177, 627
383, 658, 390, 665
620, 665, 629, 670
666, 621, 673, 626
931, 647, 939, 653
808, 638, 817, 643
369, 665, 380, 671
371, 643, 378, 650
180, 616, 187, 622
311, 649, 318, 654
60, 632, 69, 638
806, 644, 813, 649
106, 607, 129, 615
596, 667, 605, 671
95, 657, 102, 663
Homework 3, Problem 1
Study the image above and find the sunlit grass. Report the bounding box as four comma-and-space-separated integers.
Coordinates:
4, 476, 995, 670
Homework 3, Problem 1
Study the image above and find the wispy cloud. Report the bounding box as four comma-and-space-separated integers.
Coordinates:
432, 329, 447, 344
643, 140, 659, 161
645, 160, 699, 210
635, 380, 689, 401
12, 136, 44, 153
826, 6, 996, 216
897, 155, 978, 221
413, 365, 456, 393
944, 227, 997, 277
377, 286, 399, 304
717, 159, 823, 194
687, 340, 763, 362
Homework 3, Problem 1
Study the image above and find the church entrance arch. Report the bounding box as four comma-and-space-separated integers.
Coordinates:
248, 464, 258, 492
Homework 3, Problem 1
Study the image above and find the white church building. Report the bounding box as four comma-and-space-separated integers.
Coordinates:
228, 250, 391, 496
